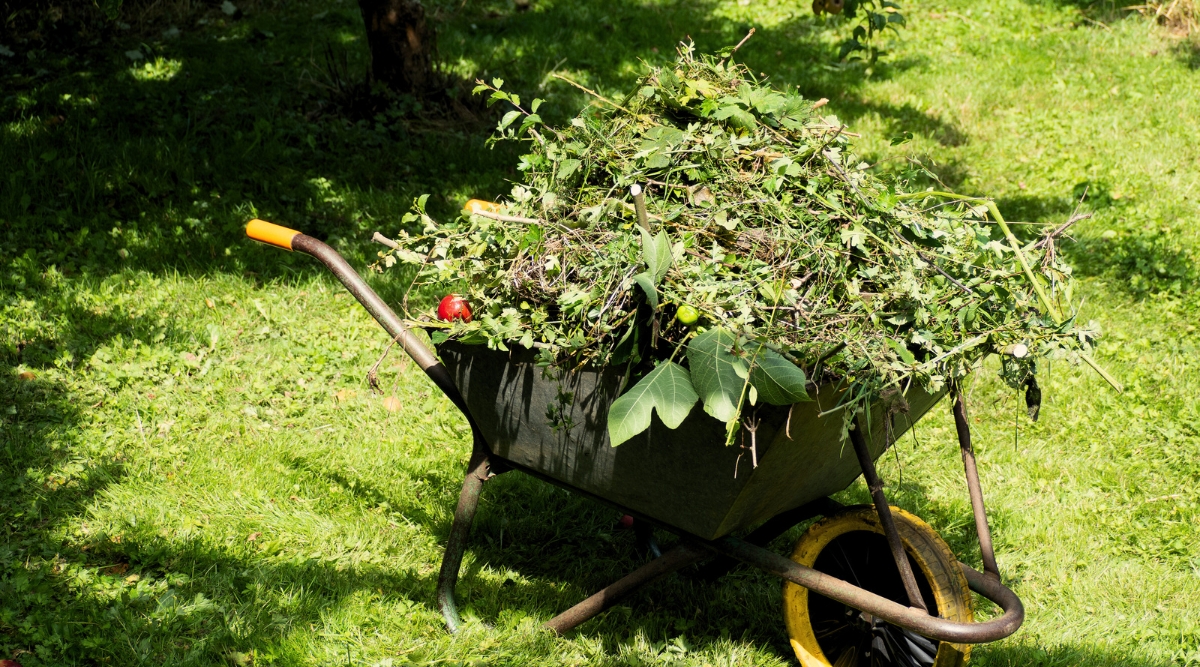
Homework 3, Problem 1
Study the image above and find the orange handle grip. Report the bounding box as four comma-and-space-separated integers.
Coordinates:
246, 219, 301, 250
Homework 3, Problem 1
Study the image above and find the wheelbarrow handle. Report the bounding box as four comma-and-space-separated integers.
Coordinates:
245, 219, 476, 423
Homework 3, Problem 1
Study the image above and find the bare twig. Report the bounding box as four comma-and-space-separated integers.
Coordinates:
551, 74, 650, 121
718, 28, 756, 67
366, 339, 397, 394
1034, 211, 1092, 250
917, 251, 972, 293
631, 184, 651, 232
372, 232, 400, 250
467, 209, 542, 225
743, 414, 761, 468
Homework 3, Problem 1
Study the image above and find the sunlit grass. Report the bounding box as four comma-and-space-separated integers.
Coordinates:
129, 57, 184, 82
1, 0, 1197, 665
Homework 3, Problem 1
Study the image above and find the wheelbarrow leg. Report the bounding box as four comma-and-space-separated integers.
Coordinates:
952, 389, 1001, 579
848, 420, 928, 612
436, 432, 493, 633
544, 543, 709, 635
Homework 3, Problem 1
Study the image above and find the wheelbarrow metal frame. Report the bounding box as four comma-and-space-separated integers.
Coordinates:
262, 227, 1023, 646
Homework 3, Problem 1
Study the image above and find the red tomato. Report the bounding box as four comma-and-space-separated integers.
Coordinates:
437, 295, 472, 323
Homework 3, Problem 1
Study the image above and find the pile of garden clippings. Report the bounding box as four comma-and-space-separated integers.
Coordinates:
380, 44, 1103, 446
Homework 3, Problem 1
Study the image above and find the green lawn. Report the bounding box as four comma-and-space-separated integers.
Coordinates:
2, 0, 1198, 665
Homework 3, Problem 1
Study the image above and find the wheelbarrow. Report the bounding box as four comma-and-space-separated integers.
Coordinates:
246, 218, 1025, 666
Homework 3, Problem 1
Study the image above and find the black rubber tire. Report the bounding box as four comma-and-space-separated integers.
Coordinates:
782, 505, 974, 667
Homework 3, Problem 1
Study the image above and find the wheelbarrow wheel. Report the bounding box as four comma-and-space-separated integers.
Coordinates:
783, 506, 973, 667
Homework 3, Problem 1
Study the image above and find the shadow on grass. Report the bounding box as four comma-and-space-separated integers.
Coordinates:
0, 351, 125, 663
0, 0, 968, 291
1171, 38, 1200, 70
1066, 229, 1198, 297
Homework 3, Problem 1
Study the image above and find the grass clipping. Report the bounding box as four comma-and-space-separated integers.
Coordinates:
383, 44, 1100, 446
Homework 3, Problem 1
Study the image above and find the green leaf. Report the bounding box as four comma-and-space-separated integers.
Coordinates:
531, 98, 544, 113
713, 105, 756, 131
888, 338, 916, 364
640, 228, 673, 283
632, 272, 659, 310
687, 328, 748, 423
607, 362, 698, 446
498, 110, 522, 132
492, 77, 504, 89
557, 158, 582, 181
744, 342, 810, 405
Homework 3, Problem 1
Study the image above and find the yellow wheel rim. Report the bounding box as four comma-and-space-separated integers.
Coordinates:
783, 506, 974, 667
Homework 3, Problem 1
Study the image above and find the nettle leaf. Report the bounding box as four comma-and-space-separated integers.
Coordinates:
687, 328, 749, 423
632, 272, 659, 310
607, 361, 698, 446
640, 228, 673, 283
744, 342, 810, 405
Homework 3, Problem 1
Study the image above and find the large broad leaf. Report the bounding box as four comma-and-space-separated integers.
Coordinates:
639, 228, 673, 283
607, 361, 698, 447
687, 328, 748, 423
744, 342, 810, 405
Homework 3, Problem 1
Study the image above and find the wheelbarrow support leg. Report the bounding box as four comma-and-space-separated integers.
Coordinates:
849, 421, 928, 612
437, 432, 493, 633
544, 543, 709, 635
952, 389, 1001, 579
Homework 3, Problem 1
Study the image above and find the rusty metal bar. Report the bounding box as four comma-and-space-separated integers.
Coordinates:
545, 543, 709, 635
286, 234, 503, 633
848, 421, 928, 612
696, 497, 842, 581
952, 390, 1001, 579
436, 433, 494, 633
710, 536, 1024, 644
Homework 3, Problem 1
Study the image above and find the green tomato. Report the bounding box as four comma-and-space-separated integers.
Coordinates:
676, 304, 700, 326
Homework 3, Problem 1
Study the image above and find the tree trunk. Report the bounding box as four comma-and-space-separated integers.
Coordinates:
357, 0, 436, 94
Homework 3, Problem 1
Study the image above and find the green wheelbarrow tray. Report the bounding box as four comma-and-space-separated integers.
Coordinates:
245, 219, 1025, 648
438, 341, 939, 541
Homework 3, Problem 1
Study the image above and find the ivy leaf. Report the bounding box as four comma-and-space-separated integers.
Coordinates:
687, 328, 748, 423
607, 361, 698, 446
632, 272, 659, 310
744, 342, 810, 405
640, 228, 673, 283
